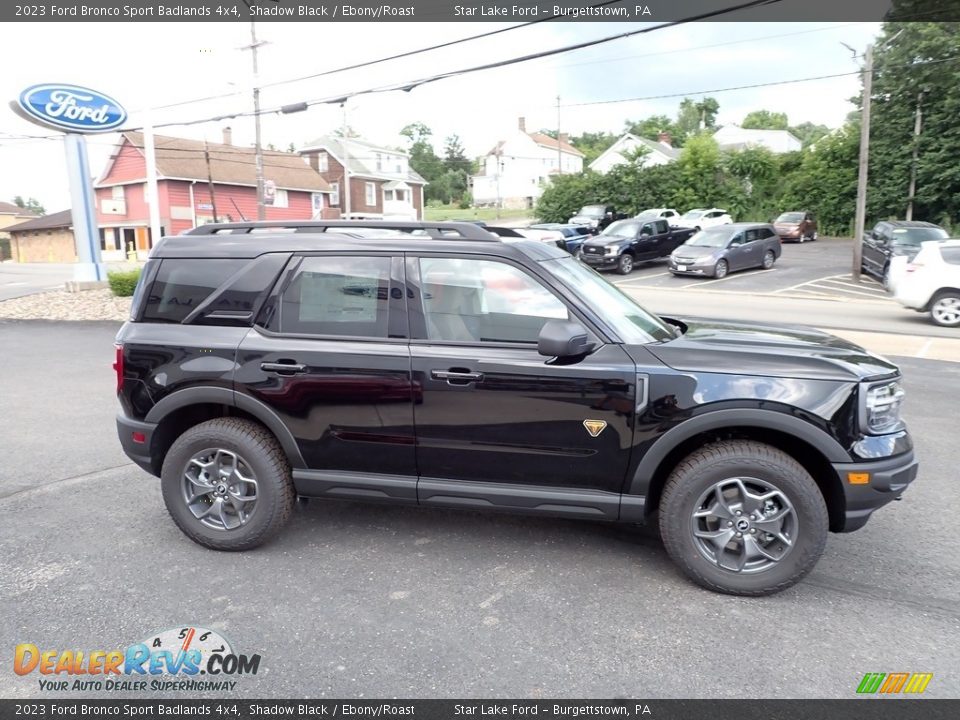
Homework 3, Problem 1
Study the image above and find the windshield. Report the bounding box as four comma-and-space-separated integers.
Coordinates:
891, 227, 949, 245
684, 227, 731, 248
577, 205, 606, 218
542, 256, 674, 344
635, 211, 658, 220
777, 212, 804, 223
681, 210, 705, 221
601, 220, 641, 238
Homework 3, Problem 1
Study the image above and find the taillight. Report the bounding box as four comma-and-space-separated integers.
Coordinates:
113, 343, 124, 394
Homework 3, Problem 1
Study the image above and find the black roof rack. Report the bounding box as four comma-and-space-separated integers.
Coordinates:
184, 220, 499, 242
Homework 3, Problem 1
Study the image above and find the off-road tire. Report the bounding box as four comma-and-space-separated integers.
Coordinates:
161, 418, 295, 551
659, 440, 828, 596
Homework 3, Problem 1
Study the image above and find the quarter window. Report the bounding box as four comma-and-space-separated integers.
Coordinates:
418, 258, 568, 344
278, 256, 392, 338
142, 259, 245, 324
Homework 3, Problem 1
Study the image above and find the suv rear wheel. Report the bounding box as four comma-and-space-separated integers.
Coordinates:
161, 418, 294, 551
659, 440, 828, 596
930, 291, 960, 327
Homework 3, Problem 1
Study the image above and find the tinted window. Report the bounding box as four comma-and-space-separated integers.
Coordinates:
603, 220, 641, 237
279, 256, 392, 337
419, 258, 567, 344
941, 247, 960, 265
777, 212, 804, 223
655, 220, 668, 233
891, 227, 950, 246
143, 259, 245, 324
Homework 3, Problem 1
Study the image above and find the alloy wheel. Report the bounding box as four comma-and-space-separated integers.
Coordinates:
181, 448, 259, 531
931, 295, 960, 326
690, 477, 798, 574
762, 250, 775, 269
714, 260, 728, 279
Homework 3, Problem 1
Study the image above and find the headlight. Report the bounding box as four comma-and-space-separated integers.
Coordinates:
860, 379, 906, 434
604, 245, 620, 255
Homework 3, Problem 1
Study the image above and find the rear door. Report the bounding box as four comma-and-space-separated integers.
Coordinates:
406, 254, 638, 517
235, 253, 418, 500
862, 224, 888, 274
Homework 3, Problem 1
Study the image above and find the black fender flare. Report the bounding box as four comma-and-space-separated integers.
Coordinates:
144, 387, 306, 469
626, 408, 850, 497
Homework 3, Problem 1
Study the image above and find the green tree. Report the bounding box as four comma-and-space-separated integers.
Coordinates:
13, 196, 44, 215
789, 122, 831, 148
673, 134, 724, 209
566, 131, 619, 164
442, 134, 472, 176
741, 110, 789, 130
865, 21, 960, 228
535, 173, 602, 223
676, 97, 720, 137
400, 122, 445, 200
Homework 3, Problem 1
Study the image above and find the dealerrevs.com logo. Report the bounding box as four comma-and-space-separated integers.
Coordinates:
14, 626, 261, 692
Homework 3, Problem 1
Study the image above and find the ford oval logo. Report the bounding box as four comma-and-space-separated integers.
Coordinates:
17, 84, 126, 133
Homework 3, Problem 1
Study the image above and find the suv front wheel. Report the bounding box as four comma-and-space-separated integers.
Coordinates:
659, 440, 828, 596
161, 418, 295, 551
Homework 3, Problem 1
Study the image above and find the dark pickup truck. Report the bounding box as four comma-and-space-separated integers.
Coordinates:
580, 218, 697, 274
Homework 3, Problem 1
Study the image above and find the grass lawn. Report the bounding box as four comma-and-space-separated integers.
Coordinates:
423, 206, 536, 222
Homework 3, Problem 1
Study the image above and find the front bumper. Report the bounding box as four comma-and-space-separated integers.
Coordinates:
668, 258, 713, 276
117, 412, 158, 475
832, 450, 918, 532
582, 252, 619, 269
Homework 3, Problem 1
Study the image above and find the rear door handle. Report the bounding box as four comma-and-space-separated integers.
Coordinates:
261, 361, 308, 375
431, 369, 483, 384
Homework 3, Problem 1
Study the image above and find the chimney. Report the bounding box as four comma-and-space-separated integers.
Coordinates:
558, 132, 569, 146
222, 126, 233, 146
657, 131, 672, 147
518, 116, 526, 133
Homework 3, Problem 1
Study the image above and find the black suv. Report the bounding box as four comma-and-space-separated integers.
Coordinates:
861, 220, 949, 285
115, 221, 917, 596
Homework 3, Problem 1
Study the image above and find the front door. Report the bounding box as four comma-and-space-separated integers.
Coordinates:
405, 254, 638, 516
235, 253, 417, 498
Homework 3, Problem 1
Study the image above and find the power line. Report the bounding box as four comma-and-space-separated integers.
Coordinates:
125, 0, 785, 134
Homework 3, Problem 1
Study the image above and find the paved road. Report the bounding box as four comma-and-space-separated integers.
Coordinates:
1, 320, 957, 699
0, 262, 75, 300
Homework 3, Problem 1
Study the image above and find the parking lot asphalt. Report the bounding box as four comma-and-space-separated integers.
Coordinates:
1, 320, 957, 699
609, 236, 891, 302
0, 262, 76, 301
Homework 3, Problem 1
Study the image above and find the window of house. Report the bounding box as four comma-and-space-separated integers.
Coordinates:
317, 152, 329, 172
278, 256, 392, 337
417, 258, 568, 344
376, 153, 383, 171
365, 182, 376, 206
273, 189, 289, 208
330, 182, 340, 207
111, 186, 125, 200
395, 158, 404, 173
396, 189, 405, 203
384, 190, 394, 202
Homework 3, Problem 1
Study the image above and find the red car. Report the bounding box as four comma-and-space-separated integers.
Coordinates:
774, 211, 818, 243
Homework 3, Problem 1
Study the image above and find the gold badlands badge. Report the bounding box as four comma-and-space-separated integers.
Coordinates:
583, 419, 607, 437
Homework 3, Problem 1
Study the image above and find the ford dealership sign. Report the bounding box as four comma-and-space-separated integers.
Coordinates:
16, 84, 126, 133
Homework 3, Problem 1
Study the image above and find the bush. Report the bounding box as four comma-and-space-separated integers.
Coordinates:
108, 269, 141, 297
458, 193, 472, 210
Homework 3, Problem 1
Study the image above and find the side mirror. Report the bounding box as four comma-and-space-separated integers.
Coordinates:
538, 320, 594, 358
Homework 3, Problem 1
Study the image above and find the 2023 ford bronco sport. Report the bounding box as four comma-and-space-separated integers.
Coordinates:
115, 221, 918, 596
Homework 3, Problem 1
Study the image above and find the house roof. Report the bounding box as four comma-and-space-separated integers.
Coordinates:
97, 132, 331, 192
5, 209, 73, 232
299, 135, 427, 185
528, 132, 585, 158
0, 201, 39, 217
713, 126, 801, 150
588, 133, 678, 171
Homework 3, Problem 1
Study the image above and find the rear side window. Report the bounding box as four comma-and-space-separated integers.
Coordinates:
278, 256, 392, 337
142, 259, 245, 323
941, 247, 960, 265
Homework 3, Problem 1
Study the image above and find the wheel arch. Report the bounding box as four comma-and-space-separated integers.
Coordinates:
144, 387, 306, 475
629, 410, 849, 532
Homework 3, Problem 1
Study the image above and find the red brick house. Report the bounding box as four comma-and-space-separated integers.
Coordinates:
95, 130, 332, 260
299, 136, 427, 220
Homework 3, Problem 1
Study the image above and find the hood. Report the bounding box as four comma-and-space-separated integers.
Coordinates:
775, 223, 800, 232
648, 318, 899, 382
671, 244, 720, 258
570, 215, 600, 225
585, 234, 629, 247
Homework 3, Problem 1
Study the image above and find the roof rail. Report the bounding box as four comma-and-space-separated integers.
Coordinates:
184, 220, 499, 241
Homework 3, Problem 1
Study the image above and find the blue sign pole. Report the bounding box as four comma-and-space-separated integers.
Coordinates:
63, 133, 104, 282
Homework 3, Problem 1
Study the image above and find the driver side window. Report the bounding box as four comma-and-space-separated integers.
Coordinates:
729, 233, 745, 247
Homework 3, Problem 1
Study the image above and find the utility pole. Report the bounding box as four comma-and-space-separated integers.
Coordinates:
203, 141, 219, 223
495, 147, 502, 220
341, 103, 351, 219
906, 90, 924, 221
556, 95, 563, 175
243, 22, 267, 221
852, 42, 873, 282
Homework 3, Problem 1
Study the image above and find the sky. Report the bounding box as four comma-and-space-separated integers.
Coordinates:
0, 19, 881, 211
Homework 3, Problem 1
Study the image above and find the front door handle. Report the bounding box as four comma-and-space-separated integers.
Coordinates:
431, 369, 483, 384
261, 361, 308, 375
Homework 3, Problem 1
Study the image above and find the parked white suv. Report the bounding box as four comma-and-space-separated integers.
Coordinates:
675, 208, 733, 231
893, 239, 960, 327
635, 208, 680, 222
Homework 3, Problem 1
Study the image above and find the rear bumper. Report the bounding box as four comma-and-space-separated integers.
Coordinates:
117, 412, 158, 475
832, 450, 918, 532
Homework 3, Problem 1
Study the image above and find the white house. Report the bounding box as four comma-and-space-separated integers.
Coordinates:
589, 132, 679, 174
712, 126, 802, 154
472, 118, 585, 210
